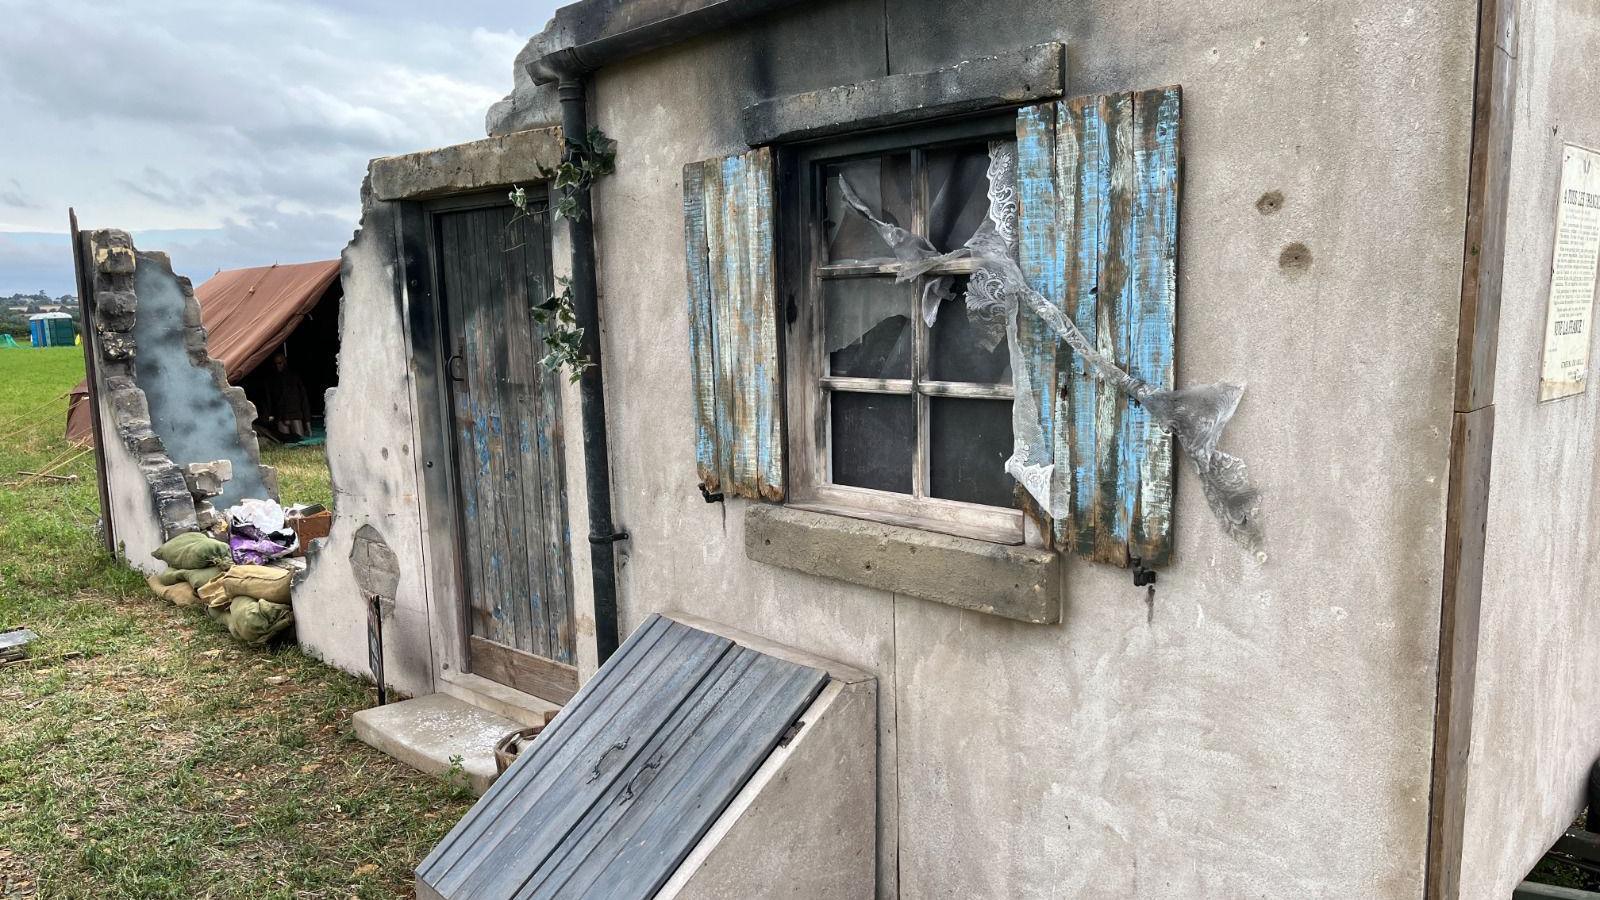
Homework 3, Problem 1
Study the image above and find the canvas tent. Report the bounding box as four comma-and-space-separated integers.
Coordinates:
67, 259, 341, 444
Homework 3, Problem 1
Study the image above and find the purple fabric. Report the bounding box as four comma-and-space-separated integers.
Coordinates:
229, 524, 293, 565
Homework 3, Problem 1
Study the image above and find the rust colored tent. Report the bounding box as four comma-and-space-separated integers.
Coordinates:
67, 259, 341, 444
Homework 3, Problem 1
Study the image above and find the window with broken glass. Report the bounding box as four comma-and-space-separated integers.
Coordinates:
783, 120, 1024, 544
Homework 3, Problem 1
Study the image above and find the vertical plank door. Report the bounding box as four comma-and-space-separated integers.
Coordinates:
434, 199, 578, 703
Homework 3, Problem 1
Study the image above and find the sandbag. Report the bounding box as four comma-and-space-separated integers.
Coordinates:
177, 567, 224, 590
156, 568, 185, 586
198, 578, 230, 610
151, 532, 230, 571
145, 574, 200, 608
225, 597, 295, 646
216, 565, 292, 605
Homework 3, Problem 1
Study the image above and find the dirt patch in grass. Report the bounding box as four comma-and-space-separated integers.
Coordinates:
1, 350, 471, 899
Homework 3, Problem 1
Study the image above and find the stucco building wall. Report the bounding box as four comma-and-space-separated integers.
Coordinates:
294, 189, 437, 698
569, 1, 1477, 896
1459, 1, 1600, 896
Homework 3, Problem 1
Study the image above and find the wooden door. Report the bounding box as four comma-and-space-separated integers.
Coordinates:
433, 197, 577, 703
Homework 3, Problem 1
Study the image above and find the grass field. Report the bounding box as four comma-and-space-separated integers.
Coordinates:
0, 347, 470, 898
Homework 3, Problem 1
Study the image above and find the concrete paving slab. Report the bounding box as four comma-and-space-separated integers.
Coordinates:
352, 693, 521, 795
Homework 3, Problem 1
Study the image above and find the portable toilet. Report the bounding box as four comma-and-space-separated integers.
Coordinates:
28, 312, 75, 347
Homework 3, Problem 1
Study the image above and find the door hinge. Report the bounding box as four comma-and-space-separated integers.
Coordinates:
778, 719, 805, 747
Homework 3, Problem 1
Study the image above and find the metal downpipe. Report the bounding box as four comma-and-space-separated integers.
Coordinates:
558, 77, 623, 664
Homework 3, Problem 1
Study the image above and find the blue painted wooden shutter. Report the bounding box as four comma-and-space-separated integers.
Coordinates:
1015, 87, 1180, 567
683, 147, 784, 501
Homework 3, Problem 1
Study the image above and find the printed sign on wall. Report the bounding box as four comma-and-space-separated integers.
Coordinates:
1540, 144, 1600, 402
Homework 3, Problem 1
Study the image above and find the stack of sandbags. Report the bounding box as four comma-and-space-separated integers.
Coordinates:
145, 534, 296, 646
146, 533, 231, 608
199, 565, 295, 646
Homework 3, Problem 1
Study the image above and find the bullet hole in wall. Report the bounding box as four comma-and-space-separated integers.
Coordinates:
1279, 242, 1312, 271
1256, 191, 1285, 215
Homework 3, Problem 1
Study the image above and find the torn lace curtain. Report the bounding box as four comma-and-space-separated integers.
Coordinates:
837, 142, 1265, 560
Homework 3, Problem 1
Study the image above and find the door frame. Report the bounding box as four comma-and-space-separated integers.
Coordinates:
379, 128, 592, 707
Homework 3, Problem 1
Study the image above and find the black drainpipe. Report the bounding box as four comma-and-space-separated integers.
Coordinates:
557, 76, 624, 664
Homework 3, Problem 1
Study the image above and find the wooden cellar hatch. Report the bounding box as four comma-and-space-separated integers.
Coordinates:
416, 614, 833, 899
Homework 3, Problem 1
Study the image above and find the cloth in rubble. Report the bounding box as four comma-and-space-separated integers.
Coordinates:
229, 525, 295, 565
224, 499, 298, 563
151, 532, 231, 571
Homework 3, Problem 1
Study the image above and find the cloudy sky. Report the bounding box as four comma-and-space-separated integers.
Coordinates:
0, 0, 562, 296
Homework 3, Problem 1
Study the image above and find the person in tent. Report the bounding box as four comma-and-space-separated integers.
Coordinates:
253, 349, 311, 442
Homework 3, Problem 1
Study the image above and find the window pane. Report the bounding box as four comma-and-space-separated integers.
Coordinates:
824, 153, 914, 263
929, 397, 1014, 507
826, 278, 913, 379
926, 144, 997, 253
928, 276, 1011, 384
831, 391, 914, 494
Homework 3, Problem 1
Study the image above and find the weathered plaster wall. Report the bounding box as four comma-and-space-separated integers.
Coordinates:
532, 0, 1478, 895
1459, 2, 1600, 896
293, 186, 436, 698
96, 386, 165, 574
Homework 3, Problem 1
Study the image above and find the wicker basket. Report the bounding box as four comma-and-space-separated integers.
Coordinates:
493, 710, 558, 774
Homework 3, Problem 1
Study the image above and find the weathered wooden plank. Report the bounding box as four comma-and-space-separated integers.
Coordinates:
746, 149, 783, 502
469, 207, 513, 647
512, 204, 564, 660
1127, 87, 1181, 566
440, 212, 494, 642
488, 204, 537, 658
509, 213, 552, 659
683, 161, 721, 491
705, 160, 739, 492
1094, 91, 1135, 569
1014, 103, 1065, 541
1428, 407, 1495, 900
468, 636, 578, 705
524, 210, 577, 664
1066, 96, 1107, 559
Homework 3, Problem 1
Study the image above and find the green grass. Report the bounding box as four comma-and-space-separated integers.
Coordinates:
261, 443, 334, 511
0, 348, 470, 898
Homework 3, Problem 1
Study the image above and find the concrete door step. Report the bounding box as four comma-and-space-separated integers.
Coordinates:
353, 693, 523, 795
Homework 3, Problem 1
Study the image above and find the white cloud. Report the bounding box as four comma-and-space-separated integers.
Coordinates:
0, 0, 560, 293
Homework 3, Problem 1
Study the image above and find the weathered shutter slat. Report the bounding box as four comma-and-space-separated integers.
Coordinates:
1016, 87, 1180, 567
1128, 87, 1181, 564
683, 147, 784, 501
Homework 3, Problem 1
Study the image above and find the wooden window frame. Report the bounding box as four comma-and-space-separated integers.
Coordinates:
778, 114, 1029, 546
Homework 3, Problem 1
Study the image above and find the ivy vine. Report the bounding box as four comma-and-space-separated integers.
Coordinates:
506, 126, 617, 382
531, 276, 589, 384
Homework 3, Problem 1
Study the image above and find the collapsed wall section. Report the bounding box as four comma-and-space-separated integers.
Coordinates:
84, 229, 274, 567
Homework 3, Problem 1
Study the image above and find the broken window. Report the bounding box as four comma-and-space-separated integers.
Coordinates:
787, 120, 1026, 543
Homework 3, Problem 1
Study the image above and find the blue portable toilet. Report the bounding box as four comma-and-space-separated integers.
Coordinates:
28, 312, 75, 347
